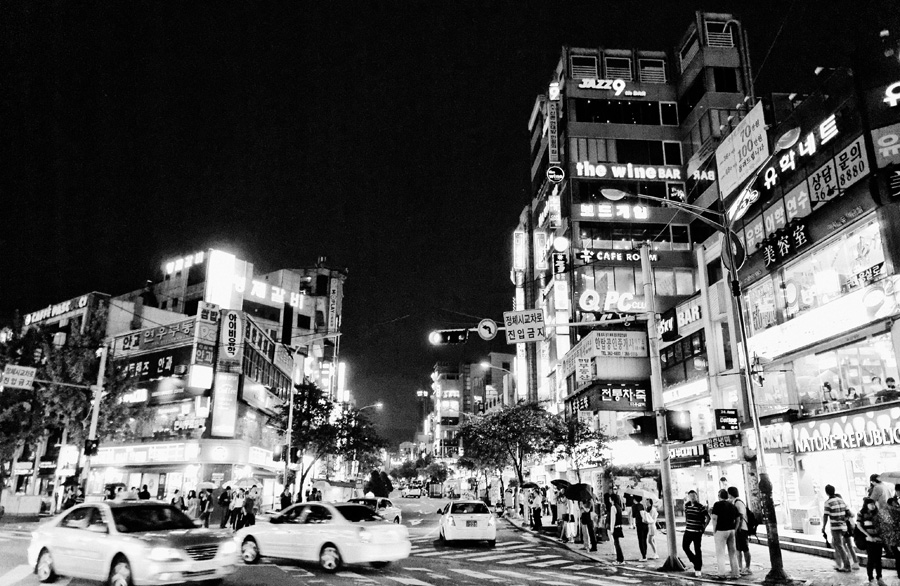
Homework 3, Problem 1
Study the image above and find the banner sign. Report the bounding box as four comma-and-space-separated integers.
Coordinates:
115, 319, 196, 356
567, 380, 651, 412
503, 309, 546, 344
716, 101, 769, 198
210, 373, 240, 437
218, 310, 243, 372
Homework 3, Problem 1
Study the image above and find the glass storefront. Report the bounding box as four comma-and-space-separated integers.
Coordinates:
744, 215, 886, 337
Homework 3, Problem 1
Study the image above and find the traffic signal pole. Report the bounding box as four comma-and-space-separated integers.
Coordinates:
640, 244, 684, 572
80, 345, 108, 496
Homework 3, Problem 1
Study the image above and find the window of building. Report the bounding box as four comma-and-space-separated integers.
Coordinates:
161, 300, 168, 310
570, 137, 613, 163
707, 259, 723, 285
605, 56, 632, 80
661, 102, 679, 126
661, 330, 707, 387
639, 58, 667, 83
713, 67, 739, 93
574, 99, 662, 125
614, 266, 636, 293
296, 314, 311, 329
183, 298, 200, 317
705, 21, 735, 47
678, 75, 707, 122
171, 298, 179, 309
680, 31, 700, 71
663, 142, 682, 166
615, 140, 664, 165
242, 299, 280, 323
655, 269, 677, 296
316, 275, 329, 296
187, 264, 205, 287
571, 55, 598, 78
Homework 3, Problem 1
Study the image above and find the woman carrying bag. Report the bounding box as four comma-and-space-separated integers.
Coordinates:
644, 499, 660, 559
610, 493, 625, 565
857, 497, 887, 586
557, 493, 570, 542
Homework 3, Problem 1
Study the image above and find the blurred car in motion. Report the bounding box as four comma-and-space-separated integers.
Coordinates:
436, 499, 496, 546
347, 497, 402, 524
400, 483, 422, 498
236, 502, 410, 572
27, 500, 238, 586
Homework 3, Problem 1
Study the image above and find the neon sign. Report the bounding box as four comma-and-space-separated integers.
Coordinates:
233, 277, 305, 308
884, 81, 900, 108
576, 161, 682, 181
579, 289, 647, 313
577, 78, 646, 97
164, 251, 205, 275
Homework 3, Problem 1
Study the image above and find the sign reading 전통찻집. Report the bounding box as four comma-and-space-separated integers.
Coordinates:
503, 309, 546, 344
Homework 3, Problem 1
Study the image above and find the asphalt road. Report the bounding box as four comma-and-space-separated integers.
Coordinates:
0, 496, 697, 586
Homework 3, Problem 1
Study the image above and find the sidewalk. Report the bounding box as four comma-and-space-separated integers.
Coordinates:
504, 513, 900, 586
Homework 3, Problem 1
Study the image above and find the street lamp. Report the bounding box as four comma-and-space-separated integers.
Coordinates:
628, 190, 789, 582
359, 402, 383, 412
479, 361, 516, 407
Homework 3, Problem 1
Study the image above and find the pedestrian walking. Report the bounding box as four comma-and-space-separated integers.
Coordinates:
280, 487, 292, 511
185, 490, 200, 519
530, 488, 543, 529
242, 488, 256, 527
857, 497, 887, 586
824, 483, 853, 572
711, 488, 739, 579
218, 486, 233, 528
580, 497, 597, 552
609, 493, 625, 565
683, 490, 710, 578
835, 491, 862, 570
728, 487, 753, 575
542, 486, 550, 517
632, 495, 649, 561
644, 499, 659, 559
885, 485, 900, 581
199, 490, 212, 528
230, 489, 245, 530
548, 486, 558, 525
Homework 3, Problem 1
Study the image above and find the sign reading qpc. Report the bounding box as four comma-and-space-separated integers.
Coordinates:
715, 408, 740, 431
546, 166, 565, 183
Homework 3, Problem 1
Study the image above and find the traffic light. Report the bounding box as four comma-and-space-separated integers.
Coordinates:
629, 416, 658, 445
84, 439, 100, 456
428, 329, 469, 345
665, 410, 693, 442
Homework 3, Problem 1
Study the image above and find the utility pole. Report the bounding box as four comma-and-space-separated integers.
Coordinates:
640, 244, 685, 572
80, 344, 108, 496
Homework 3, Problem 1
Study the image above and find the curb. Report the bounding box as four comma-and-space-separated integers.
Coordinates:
502, 515, 754, 586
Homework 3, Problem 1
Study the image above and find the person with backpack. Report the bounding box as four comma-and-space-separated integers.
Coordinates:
728, 487, 752, 576
824, 484, 853, 572
857, 497, 887, 586
711, 489, 740, 579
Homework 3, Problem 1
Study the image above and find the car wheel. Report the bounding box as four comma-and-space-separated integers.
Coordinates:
319, 544, 342, 573
36, 549, 57, 583
438, 529, 446, 542
241, 537, 260, 564
108, 556, 133, 586
370, 561, 390, 568
488, 540, 496, 548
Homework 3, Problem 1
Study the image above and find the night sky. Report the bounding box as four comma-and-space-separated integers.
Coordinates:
1, 1, 894, 444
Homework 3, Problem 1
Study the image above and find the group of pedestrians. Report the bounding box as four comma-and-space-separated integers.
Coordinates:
216, 485, 260, 530
677, 485, 753, 579
823, 473, 900, 586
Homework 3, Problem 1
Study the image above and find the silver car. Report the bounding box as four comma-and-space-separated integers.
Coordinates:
28, 500, 238, 586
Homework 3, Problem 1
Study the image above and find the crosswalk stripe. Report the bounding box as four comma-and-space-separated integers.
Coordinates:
336, 571, 375, 582
497, 554, 558, 565
575, 574, 641, 584
412, 550, 456, 557
450, 569, 506, 581
528, 559, 571, 568
493, 543, 535, 550
385, 577, 435, 586
561, 565, 594, 571
0, 565, 36, 586
490, 570, 541, 580
459, 551, 537, 562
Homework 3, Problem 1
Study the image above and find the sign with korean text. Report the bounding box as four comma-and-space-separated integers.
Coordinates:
666, 443, 708, 468
568, 380, 650, 412
707, 433, 742, 449
218, 310, 243, 372
716, 101, 769, 198
122, 346, 193, 382
834, 136, 869, 191
760, 220, 811, 269
594, 331, 648, 357
503, 309, 546, 344
845, 262, 885, 292
573, 202, 650, 222
327, 278, 340, 334
548, 101, 560, 165
761, 113, 840, 194
1, 365, 36, 390
115, 319, 196, 356
192, 302, 219, 368
715, 409, 740, 431
210, 372, 240, 437
575, 358, 592, 383
552, 252, 569, 275
872, 123, 900, 168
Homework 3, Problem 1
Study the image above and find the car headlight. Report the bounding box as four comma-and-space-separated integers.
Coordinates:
148, 547, 184, 561
220, 540, 238, 555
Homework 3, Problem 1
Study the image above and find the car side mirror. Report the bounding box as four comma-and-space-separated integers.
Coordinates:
436, 510, 443, 515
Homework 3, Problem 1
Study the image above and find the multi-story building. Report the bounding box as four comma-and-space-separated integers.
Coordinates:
8, 247, 346, 512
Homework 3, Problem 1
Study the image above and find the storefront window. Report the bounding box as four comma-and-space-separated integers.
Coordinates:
792, 333, 898, 416
755, 370, 790, 417
744, 277, 778, 336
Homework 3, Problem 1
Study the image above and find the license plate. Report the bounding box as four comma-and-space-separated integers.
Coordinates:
466, 520, 477, 527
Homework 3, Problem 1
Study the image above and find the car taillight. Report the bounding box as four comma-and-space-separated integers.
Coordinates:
447, 515, 456, 526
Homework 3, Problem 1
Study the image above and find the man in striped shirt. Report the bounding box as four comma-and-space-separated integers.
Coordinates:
683, 490, 711, 578
823, 484, 852, 572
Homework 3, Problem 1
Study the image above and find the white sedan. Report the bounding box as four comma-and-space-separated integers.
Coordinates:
27, 500, 238, 586
436, 499, 496, 545
348, 497, 402, 524
236, 502, 410, 572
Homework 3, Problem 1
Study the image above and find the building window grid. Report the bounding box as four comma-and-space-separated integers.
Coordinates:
604, 56, 633, 81
639, 58, 667, 83
571, 54, 599, 78
705, 21, 735, 48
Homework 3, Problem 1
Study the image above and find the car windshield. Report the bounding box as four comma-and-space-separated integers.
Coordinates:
451, 502, 490, 515
111, 505, 197, 533
349, 498, 377, 509
335, 504, 383, 522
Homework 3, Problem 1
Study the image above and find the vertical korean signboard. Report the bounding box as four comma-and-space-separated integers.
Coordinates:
211, 372, 239, 437
327, 278, 340, 334
218, 310, 243, 373
716, 101, 769, 199
548, 85, 560, 165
